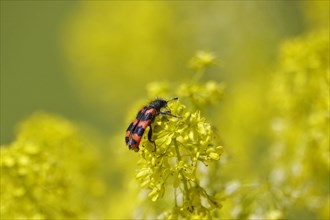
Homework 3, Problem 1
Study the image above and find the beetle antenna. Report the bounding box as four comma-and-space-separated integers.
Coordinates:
167, 97, 178, 103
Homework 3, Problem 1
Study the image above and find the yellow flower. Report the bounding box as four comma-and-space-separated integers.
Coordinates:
189, 51, 217, 70
135, 99, 223, 218
0, 113, 106, 219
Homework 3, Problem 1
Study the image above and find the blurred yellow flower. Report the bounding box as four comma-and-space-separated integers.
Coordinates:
0, 113, 106, 219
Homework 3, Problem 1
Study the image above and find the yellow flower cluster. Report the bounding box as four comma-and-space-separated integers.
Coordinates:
204, 30, 329, 220
136, 100, 223, 218
189, 50, 217, 71
134, 51, 225, 219
0, 113, 106, 219
269, 29, 329, 218
178, 81, 225, 109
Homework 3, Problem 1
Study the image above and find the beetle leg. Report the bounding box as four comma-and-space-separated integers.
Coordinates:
160, 110, 182, 118
148, 125, 156, 152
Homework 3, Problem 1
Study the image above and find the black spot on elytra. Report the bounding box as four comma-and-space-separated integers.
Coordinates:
126, 122, 134, 132
135, 126, 145, 136
136, 107, 147, 120
141, 113, 154, 121
128, 138, 137, 145
125, 136, 130, 144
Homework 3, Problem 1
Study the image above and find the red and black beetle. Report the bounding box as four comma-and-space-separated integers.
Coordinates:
125, 97, 180, 152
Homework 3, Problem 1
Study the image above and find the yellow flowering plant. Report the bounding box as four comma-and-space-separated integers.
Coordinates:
1, 30, 327, 219
268, 29, 329, 219
0, 113, 107, 219
133, 51, 225, 219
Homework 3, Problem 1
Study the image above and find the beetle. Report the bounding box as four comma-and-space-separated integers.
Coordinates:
125, 97, 181, 152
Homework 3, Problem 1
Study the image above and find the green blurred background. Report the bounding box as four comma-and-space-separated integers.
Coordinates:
1, 1, 322, 144
1, 1, 329, 219
1, 1, 81, 144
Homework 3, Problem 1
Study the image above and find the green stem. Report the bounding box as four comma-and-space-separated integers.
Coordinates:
173, 139, 190, 202
193, 67, 205, 82
174, 189, 178, 207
